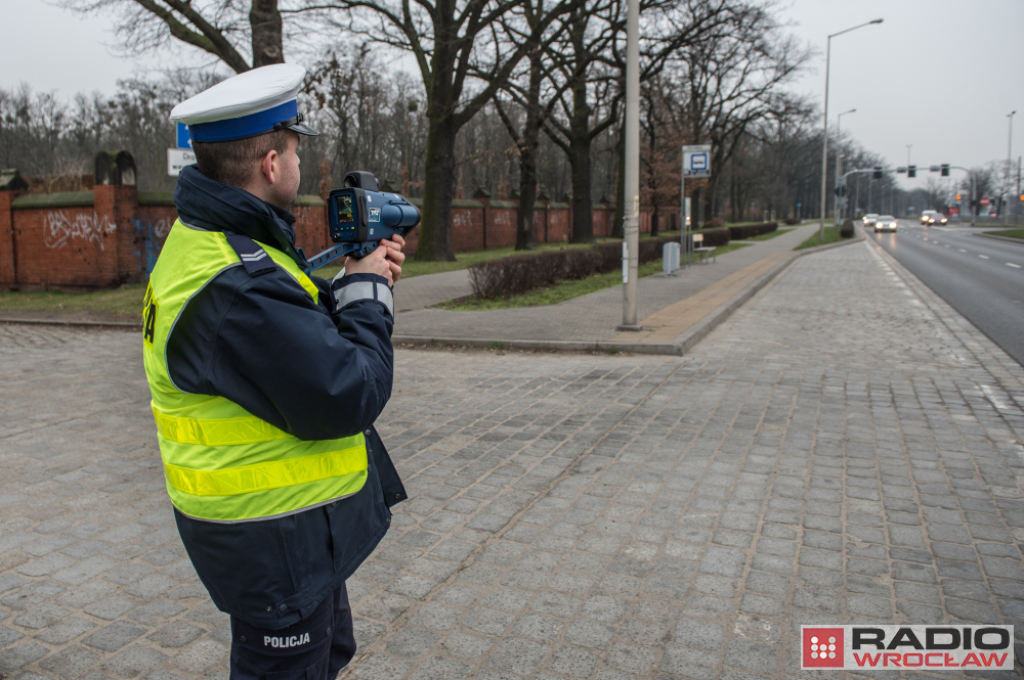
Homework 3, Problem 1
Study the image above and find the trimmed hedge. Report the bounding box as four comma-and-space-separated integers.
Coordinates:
728, 222, 778, 240
703, 217, 725, 229
784, 216, 799, 225
469, 237, 678, 299
840, 220, 855, 238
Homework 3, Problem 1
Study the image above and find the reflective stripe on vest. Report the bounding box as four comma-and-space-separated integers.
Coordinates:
143, 221, 368, 523
152, 407, 293, 446
164, 443, 367, 497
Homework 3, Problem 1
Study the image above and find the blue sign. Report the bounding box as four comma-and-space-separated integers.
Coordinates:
689, 153, 708, 172
176, 122, 192, 149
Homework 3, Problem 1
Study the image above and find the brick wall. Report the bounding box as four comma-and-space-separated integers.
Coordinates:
0, 185, 659, 290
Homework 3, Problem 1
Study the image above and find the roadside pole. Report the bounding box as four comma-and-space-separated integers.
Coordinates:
619, 0, 640, 331
679, 171, 686, 268
681, 145, 711, 270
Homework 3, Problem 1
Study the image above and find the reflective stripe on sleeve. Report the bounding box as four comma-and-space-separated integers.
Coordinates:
164, 443, 367, 497
375, 283, 395, 316
334, 280, 394, 316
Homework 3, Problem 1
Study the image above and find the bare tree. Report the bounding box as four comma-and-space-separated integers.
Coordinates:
308, 0, 576, 260
585, 0, 737, 240
656, 1, 809, 223
58, 0, 291, 73
486, 0, 576, 250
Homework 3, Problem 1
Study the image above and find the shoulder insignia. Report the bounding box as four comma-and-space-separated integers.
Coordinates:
225, 233, 278, 277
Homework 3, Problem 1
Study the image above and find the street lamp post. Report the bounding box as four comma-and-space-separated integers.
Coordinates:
820, 19, 882, 243
1007, 111, 1016, 224
619, 0, 640, 330
835, 108, 855, 221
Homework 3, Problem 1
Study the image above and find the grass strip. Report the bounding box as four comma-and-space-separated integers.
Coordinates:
439, 242, 751, 311
986, 229, 1024, 240
0, 284, 145, 320
794, 226, 849, 251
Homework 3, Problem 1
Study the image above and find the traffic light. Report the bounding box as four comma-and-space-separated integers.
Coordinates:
834, 186, 846, 197
908, 165, 917, 178
956, 194, 962, 201
941, 164, 949, 177
873, 166, 883, 179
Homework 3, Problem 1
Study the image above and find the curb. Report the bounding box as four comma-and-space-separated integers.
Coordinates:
975, 232, 1024, 246
391, 335, 684, 355
0, 317, 141, 330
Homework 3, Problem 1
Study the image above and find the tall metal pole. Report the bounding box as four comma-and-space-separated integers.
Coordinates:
819, 19, 881, 244
620, 0, 641, 330
1006, 111, 1015, 224
836, 109, 855, 221
818, 36, 831, 244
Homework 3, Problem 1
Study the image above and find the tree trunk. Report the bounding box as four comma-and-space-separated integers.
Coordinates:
569, 133, 594, 243
417, 116, 458, 261
249, 0, 285, 67
567, 75, 594, 243
515, 52, 544, 250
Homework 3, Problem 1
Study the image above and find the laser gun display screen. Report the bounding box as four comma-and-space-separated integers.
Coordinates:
335, 195, 355, 225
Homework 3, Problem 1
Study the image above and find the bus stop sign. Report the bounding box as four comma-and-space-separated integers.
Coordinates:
682, 145, 711, 178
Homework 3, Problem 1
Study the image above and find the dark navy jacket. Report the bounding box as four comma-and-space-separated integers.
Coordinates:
167, 166, 405, 629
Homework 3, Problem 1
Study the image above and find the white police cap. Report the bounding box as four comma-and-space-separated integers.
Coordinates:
170, 64, 319, 143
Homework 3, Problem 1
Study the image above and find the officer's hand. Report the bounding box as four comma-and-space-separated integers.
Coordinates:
344, 244, 393, 286
381, 234, 406, 283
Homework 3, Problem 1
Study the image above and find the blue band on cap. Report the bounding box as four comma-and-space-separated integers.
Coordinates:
187, 100, 298, 143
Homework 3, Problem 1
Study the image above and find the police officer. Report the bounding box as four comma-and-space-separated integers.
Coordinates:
142, 64, 406, 678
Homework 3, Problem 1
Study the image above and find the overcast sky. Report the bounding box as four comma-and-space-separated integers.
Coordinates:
2, 0, 1022, 189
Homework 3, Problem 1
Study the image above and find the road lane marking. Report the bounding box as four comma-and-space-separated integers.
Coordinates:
979, 254, 990, 259
944, 244, 950, 248
1009, 263, 1022, 269
959, 249, 967, 253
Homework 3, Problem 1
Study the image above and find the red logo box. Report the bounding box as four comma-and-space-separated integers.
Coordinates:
803, 628, 844, 668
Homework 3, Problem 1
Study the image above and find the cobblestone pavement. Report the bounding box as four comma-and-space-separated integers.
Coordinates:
2, 240, 1024, 679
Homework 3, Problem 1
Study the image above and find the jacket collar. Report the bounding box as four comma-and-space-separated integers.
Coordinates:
174, 165, 307, 266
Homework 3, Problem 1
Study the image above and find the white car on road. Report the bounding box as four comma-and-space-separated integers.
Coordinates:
874, 215, 898, 232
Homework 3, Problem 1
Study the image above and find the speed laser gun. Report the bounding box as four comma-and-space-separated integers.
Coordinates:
303, 171, 420, 273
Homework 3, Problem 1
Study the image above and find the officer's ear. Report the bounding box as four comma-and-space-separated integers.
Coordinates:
259, 148, 281, 185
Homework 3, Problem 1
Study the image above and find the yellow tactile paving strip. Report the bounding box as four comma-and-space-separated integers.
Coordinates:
609, 251, 791, 344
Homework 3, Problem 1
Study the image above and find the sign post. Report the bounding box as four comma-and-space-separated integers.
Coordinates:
681, 144, 711, 267
168, 122, 194, 177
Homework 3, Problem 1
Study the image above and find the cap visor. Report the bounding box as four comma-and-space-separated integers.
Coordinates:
288, 121, 320, 136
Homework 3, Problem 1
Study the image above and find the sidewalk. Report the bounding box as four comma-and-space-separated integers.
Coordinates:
3, 239, 1023, 679
392, 224, 826, 353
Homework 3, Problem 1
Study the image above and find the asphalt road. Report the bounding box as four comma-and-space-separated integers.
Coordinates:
864, 219, 1024, 365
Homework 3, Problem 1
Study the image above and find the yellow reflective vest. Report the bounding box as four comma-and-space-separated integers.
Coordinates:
142, 221, 368, 523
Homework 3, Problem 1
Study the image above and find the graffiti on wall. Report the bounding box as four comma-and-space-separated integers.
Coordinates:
43, 210, 117, 250
152, 218, 172, 239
